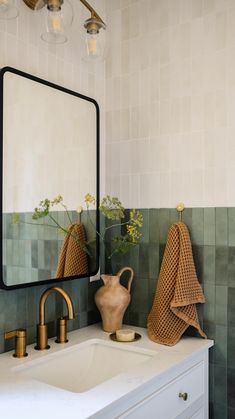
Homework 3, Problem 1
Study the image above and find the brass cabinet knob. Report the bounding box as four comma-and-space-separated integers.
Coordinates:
179, 392, 188, 401
4, 329, 28, 358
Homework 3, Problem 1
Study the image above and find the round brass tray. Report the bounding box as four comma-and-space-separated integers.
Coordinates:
109, 332, 142, 342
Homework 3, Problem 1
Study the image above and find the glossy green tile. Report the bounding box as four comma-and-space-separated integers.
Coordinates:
228, 288, 235, 327
192, 245, 203, 282
12, 240, 19, 266
149, 243, 159, 280
228, 327, 235, 369
216, 208, 228, 246
228, 367, 235, 409
215, 246, 228, 285
203, 246, 215, 283
130, 279, 149, 313
139, 243, 149, 278
215, 325, 227, 366
203, 284, 216, 323
31, 240, 38, 268
204, 208, 215, 245
158, 208, 170, 244
44, 240, 59, 271
215, 286, 228, 325
169, 208, 178, 224
129, 245, 139, 278
228, 247, 235, 287
149, 209, 159, 243
228, 407, 235, 419
209, 363, 215, 404
229, 208, 235, 246
214, 365, 227, 406
191, 208, 204, 245
214, 403, 227, 419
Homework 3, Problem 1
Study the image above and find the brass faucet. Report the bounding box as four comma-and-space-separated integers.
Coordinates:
35, 287, 75, 350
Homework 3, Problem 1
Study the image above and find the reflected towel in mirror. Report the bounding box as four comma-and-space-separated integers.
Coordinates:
56, 223, 88, 278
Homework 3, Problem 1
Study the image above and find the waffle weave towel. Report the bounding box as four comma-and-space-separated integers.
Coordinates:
56, 223, 88, 278
147, 221, 206, 346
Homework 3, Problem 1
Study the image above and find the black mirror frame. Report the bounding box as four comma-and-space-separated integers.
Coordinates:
0, 66, 100, 290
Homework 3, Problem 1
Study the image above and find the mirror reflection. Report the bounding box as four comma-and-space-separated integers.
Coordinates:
1, 67, 99, 288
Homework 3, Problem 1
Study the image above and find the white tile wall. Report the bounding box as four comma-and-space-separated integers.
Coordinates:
105, 0, 235, 208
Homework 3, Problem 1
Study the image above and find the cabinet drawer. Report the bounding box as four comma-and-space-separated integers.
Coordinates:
119, 362, 205, 419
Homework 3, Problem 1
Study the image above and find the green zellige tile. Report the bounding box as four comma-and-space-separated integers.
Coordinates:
229, 208, 235, 246
228, 247, 235, 287
204, 208, 215, 245
215, 286, 228, 325
191, 208, 204, 245
203, 246, 215, 283
215, 246, 228, 285
149, 209, 159, 244
216, 208, 228, 246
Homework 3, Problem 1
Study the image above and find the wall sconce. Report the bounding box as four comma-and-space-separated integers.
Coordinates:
1, 0, 106, 59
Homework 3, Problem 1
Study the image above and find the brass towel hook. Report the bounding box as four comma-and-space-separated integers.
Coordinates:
176, 202, 185, 221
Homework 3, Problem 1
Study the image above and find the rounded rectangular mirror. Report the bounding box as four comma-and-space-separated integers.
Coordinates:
0, 67, 99, 289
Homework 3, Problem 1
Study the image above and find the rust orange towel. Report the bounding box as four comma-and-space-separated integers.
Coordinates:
147, 221, 206, 346
56, 223, 88, 278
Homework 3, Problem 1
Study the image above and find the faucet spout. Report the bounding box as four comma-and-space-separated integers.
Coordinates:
39, 286, 75, 325
35, 286, 75, 350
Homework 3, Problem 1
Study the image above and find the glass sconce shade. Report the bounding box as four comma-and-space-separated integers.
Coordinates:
41, 0, 73, 44
41, 8, 67, 43
84, 18, 106, 61
86, 33, 101, 58
0, 0, 19, 19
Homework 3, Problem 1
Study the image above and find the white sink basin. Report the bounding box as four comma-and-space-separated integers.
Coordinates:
14, 338, 155, 393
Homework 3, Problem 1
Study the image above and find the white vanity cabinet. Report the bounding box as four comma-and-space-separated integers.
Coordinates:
96, 350, 209, 419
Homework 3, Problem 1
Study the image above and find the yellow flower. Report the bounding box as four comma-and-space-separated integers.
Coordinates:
85, 193, 96, 205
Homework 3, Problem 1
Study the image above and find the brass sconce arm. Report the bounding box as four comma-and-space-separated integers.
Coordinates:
22, 0, 106, 28
80, 0, 105, 27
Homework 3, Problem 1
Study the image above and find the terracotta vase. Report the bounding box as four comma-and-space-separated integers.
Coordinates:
95, 267, 134, 332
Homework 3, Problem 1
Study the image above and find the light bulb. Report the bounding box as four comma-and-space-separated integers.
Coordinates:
0, 0, 18, 19
41, 8, 67, 44
86, 33, 99, 56
85, 32, 105, 61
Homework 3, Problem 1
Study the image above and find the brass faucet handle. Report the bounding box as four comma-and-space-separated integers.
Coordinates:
56, 316, 70, 344
4, 329, 28, 358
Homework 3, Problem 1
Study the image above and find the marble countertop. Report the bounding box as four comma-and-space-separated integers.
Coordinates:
0, 324, 213, 419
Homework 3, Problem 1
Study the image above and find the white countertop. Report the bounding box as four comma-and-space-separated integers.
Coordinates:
0, 324, 213, 419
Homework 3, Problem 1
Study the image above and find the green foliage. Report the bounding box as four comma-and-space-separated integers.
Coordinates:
13, 193, 143, 260
99, 195, 125, 220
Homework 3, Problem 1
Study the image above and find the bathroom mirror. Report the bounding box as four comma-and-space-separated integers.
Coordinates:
0, 67, 99, 289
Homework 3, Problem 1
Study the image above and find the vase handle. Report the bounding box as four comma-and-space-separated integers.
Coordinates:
117, 267, 134, 293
